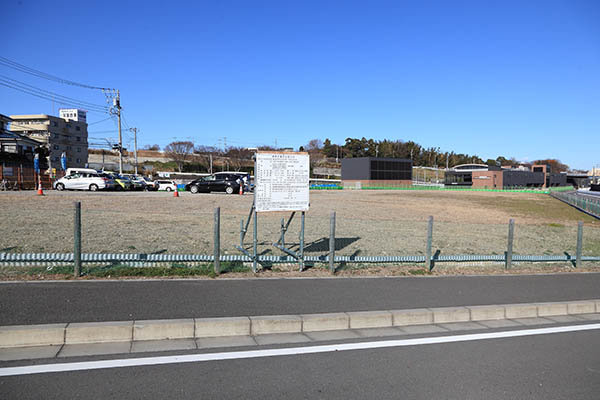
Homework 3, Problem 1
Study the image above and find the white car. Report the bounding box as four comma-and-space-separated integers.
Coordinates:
156, 180, 177, 192
54, 172, 113, 191
65, 167, 100, 176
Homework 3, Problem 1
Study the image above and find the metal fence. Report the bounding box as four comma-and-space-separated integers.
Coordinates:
1, 202, 598, 277
550, 191, 600, 219
0, 163, 56, 190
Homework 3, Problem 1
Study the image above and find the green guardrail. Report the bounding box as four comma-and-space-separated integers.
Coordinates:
550, 191, 600, 218
310, 186, 343, 190
358, 185, 575, 194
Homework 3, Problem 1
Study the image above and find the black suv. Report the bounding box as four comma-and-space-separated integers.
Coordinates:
185, 174, 242, 194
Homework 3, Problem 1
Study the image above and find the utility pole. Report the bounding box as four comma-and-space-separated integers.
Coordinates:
129, 127, 139, 175
111, 90, 123, 174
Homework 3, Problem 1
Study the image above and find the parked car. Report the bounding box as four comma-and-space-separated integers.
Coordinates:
123, 174, 146, 191
141, 177, 159, 191
157, 180, 177, 192
54, 172, 113, 191
65, 167, 100, 176
104, 173, 133, 190
98, 172, 117, 189
214, 172, 251, 191
185, 174, 241, 194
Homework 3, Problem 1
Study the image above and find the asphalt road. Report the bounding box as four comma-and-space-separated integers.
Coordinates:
2, 273, 600, 325
1, 326, 599, 399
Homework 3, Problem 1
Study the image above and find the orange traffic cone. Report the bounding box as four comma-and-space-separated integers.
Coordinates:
239, 183, 243, 195
173, 185, 179, 197
37, 177, 44, 196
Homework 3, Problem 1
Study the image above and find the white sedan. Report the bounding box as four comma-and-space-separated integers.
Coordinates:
53, 173, 112, 191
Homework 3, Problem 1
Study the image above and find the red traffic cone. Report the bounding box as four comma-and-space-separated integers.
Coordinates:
37, 176, 44, 196
173, 185, 179, 197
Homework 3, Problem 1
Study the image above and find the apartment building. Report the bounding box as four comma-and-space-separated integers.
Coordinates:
9, 109, 88, 170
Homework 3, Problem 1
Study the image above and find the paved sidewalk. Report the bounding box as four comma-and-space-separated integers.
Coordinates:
2, 313, 599, 362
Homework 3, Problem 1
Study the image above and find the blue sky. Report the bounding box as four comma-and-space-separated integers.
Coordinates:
2, 0, 599, 169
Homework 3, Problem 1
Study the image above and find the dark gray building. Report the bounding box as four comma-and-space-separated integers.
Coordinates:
502, 170, 544, 187
342, 157, 412, 188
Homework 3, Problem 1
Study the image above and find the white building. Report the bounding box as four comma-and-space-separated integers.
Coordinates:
9, 110, 89, 170
59, 108, 87, 123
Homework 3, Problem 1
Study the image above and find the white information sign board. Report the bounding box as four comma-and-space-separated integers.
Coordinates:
255, 151, 310, 212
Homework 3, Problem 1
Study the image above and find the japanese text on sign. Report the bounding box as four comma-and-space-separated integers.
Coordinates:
255, 152, 310, 212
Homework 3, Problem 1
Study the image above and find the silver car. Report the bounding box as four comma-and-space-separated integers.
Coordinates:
53, 172, 113, 191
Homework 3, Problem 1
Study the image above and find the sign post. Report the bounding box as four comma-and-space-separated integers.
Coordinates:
236, 151, 310, 272
254, 151, 310, 213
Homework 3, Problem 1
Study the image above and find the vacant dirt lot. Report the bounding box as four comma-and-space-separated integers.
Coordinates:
1, 190, 598, 261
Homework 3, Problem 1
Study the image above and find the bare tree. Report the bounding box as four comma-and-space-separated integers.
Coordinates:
193, 145, 220, 172
306, 139, 323, 152
142, 144, 161, 151
164, 141, 194, 172
303, 138, 325, 168
224, 146, 253, 171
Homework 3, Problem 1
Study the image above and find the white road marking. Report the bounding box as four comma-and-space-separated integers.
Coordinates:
1, 323, 599, 377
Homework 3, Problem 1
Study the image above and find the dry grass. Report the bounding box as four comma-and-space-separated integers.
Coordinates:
0, 190, 598, 261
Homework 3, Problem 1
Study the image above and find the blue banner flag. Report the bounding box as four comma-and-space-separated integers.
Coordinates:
34, 153, 40, 173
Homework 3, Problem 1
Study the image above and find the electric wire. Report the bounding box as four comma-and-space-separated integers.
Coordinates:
0, 56, 111, 90
0, 75, 109, 112
87, 116, 113, 125
0, 81, 109, 114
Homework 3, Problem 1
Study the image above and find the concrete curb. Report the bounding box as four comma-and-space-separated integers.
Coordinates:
1, 299, 599, 348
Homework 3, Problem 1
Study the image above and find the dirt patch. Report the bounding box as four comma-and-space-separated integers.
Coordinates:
0, 190, 598, 265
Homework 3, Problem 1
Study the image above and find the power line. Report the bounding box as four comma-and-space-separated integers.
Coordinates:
0, 56, 110, 90
88, 116, 113, 125
0, 81, 109, 114
0, 75, 109, 112
121, 114, 131, 131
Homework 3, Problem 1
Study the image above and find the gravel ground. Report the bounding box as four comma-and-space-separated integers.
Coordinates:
0, 190, 599, 261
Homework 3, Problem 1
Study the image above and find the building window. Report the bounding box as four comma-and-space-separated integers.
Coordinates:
76, 126, 80, 131
53, 145, 59, 150
53, 122, 58, 127
77, 147, 81, 152
76, 158, 81, 163
76, 136, 81, 142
